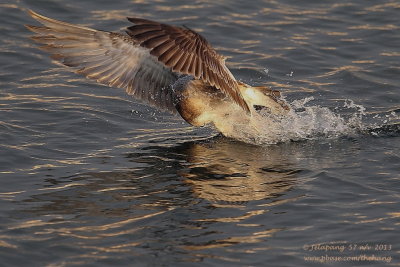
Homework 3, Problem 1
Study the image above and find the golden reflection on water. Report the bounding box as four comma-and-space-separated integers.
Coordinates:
154, 4, 211, 12
180, 141, 297, 203
349, 24, 399, 30
352, 60, 375, 64
0, 240, 18, 249
0, 4, 18, 9
1, 93, 77, 103
183, 228, 282, 251
195, 210, 267, 223
364, 2, 400, 12
90, 10, 131, 21
381, 52, 400, 57
312, 65, 364, 79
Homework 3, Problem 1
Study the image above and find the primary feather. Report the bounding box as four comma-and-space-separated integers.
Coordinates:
26, 10, 178, 112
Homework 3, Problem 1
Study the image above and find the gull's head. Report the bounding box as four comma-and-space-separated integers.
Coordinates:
238, 82, 290, 116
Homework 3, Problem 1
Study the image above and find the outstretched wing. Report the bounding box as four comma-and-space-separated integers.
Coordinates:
26, 10, 178, 113
126, 18, 250, 113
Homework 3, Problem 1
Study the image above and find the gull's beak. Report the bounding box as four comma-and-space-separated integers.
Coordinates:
238, 82, 290, 116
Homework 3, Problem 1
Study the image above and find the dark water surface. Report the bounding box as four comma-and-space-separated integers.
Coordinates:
1, 0, 400, 266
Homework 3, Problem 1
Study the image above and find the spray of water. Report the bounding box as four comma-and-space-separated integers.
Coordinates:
217, 97, 392, 145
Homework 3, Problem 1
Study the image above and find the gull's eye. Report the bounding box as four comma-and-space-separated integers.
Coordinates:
253, 105, 271, 113
253, 105, 264, 111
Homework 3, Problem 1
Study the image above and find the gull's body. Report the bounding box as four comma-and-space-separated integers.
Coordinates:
26, 10, 289, 136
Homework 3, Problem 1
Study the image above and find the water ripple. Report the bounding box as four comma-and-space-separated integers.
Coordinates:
0, 0, 399, 266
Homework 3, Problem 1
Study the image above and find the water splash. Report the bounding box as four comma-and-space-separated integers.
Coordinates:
219, 97, 398, 145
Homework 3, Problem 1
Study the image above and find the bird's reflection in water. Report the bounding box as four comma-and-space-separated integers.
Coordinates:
140, 137, 300, 203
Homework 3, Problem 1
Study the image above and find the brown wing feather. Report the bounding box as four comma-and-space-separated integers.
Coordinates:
126, 18, 250, 113
26, 10, 178, 113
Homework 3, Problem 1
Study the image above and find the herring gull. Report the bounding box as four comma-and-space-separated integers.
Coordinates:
26, 10, 289, 135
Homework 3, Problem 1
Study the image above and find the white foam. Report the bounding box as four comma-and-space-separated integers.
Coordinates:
221, 97, 366, 145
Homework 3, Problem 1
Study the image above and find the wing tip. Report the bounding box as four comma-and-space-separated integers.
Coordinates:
27, 9, 36, 17
26, 9, 96, 32
27, 9, 46, 21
